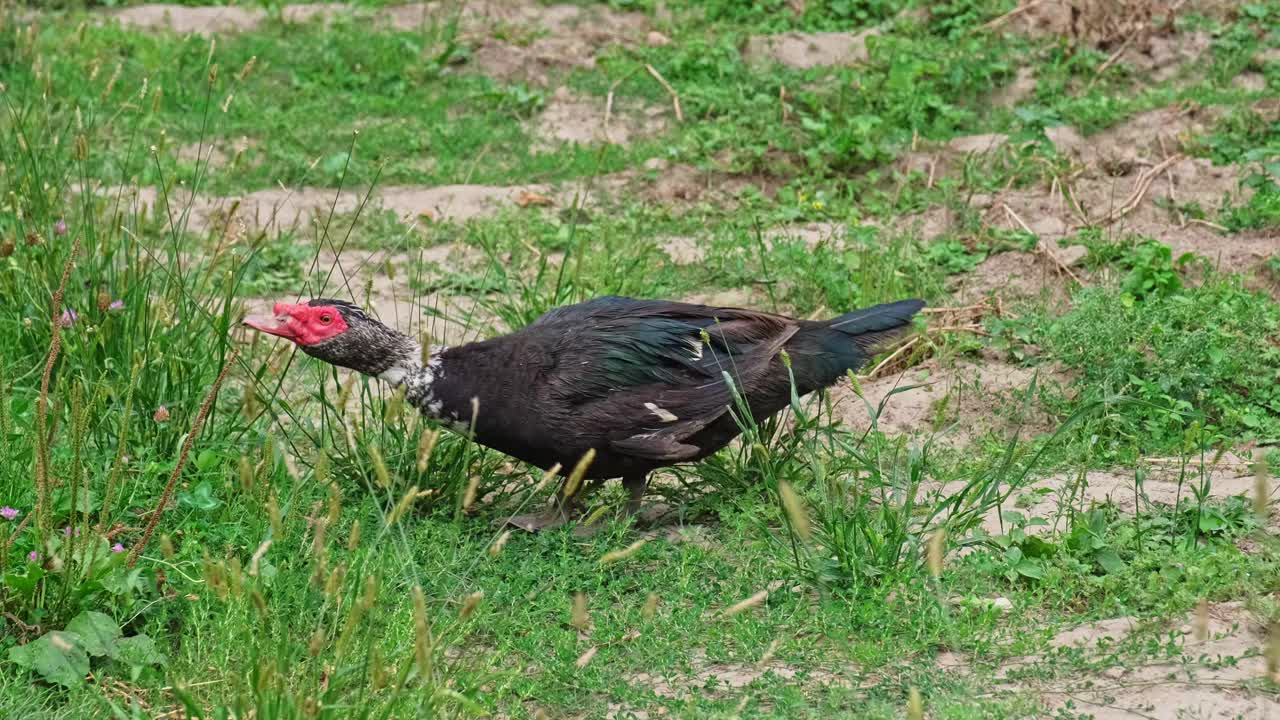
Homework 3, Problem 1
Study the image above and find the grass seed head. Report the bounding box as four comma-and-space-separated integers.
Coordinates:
571, 592, 590, 631
927, 527, 947, 578
159, 533, 175, 560
388, 485, 419, 527
1193, 598, 1209, 642
459, 591, 484, 620
416, 429, 439, 474
489, 530, 511, 558
326, 484, 341, 529
238, 456, 254, 492
601, 539, 648, 565
267, 491, 282, 538
412, 585, 433, 679
777, 481, 811, 542
346, 519, 361, 552
564, 449, 596, 499
309, 629, 326, 657
1267, 622, 1279, 682
721, 589, 768, 619
642, 592, 660, 621
361, 573, 379, 610
1254, 456, 1270, 522
324, 563, 346, 599
251, 589, 268, 618
463, 475, 481, 511
237, 55, 257, 82
907, 687, 924, 720
369, 445, 391, 489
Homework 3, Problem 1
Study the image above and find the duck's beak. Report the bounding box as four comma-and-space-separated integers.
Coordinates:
242, 313, 295, 339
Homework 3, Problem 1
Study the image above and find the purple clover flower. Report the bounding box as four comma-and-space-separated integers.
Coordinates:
111, 543, 125, 553
0, 507, 17, 521
109, 300, 125, 311
60, 308, 78, 327
28, 551, 38, 562
54, 219, 68, 237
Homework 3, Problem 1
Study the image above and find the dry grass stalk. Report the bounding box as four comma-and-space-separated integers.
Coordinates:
128, 351, 238, 568
721, 589, 768, 619
35, 236, 81, 532
1001, 203, 1083, 284
575, 646, 598, 668
1094, 154, 1181, 226
645, 63, 684, 122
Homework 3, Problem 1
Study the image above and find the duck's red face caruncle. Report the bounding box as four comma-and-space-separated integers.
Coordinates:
242, 302, 349, 346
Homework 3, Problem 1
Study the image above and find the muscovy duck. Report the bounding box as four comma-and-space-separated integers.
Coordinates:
243, 295, 924, 531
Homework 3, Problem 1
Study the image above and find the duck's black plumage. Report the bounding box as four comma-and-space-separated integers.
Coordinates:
244, 294, 925, 530
423, 296, 924, 479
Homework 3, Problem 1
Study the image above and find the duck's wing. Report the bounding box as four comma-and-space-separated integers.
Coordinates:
537, 299, 798, 462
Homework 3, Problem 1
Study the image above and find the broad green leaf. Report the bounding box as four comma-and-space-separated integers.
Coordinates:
1022, 536, 1059, 559
178, 481, 221, 511
1095, 548, 1125, 574
66, 611, 122, 659
115, 634, 168, 668
8, 631, 89, 687
3, 566, 45, 597
101, 566, 145, 596
1014, 559, 1045, 580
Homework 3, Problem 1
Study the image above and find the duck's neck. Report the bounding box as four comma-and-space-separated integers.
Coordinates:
384, 344, 449, 420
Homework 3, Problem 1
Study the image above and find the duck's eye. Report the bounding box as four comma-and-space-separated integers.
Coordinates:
320, 314, 333, 324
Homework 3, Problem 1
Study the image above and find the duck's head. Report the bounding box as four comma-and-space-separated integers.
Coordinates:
242, 298, 420, 382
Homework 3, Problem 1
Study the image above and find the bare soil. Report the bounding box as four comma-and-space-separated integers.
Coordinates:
531, 87, 669, 151
831, 350, 1075, 448
742, 28, 880, 69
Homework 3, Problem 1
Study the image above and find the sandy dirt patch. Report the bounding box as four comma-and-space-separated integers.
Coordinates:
832, 350, 1074, 448
531, 88, 668, 150
742, 28, 881, 69
1005, 0, 1215, 81
106, 2, 648, 86
89, 181, 573, 235
460, 2, 647, 86
936, 456, 1272, 539
949, 250, 1076, 307
1038, 601, 1279, 719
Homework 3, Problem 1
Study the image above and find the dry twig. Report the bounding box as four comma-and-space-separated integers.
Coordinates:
645, 64, 684, 122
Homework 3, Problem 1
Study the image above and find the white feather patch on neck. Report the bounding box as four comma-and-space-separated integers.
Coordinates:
377, 341, 423, 385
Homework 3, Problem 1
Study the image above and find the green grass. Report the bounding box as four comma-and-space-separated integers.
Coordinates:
3, 1, 1280, 718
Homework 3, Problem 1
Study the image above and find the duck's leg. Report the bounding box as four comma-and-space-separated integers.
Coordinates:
622, 473, 649, 518
507, 479, 603, 532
